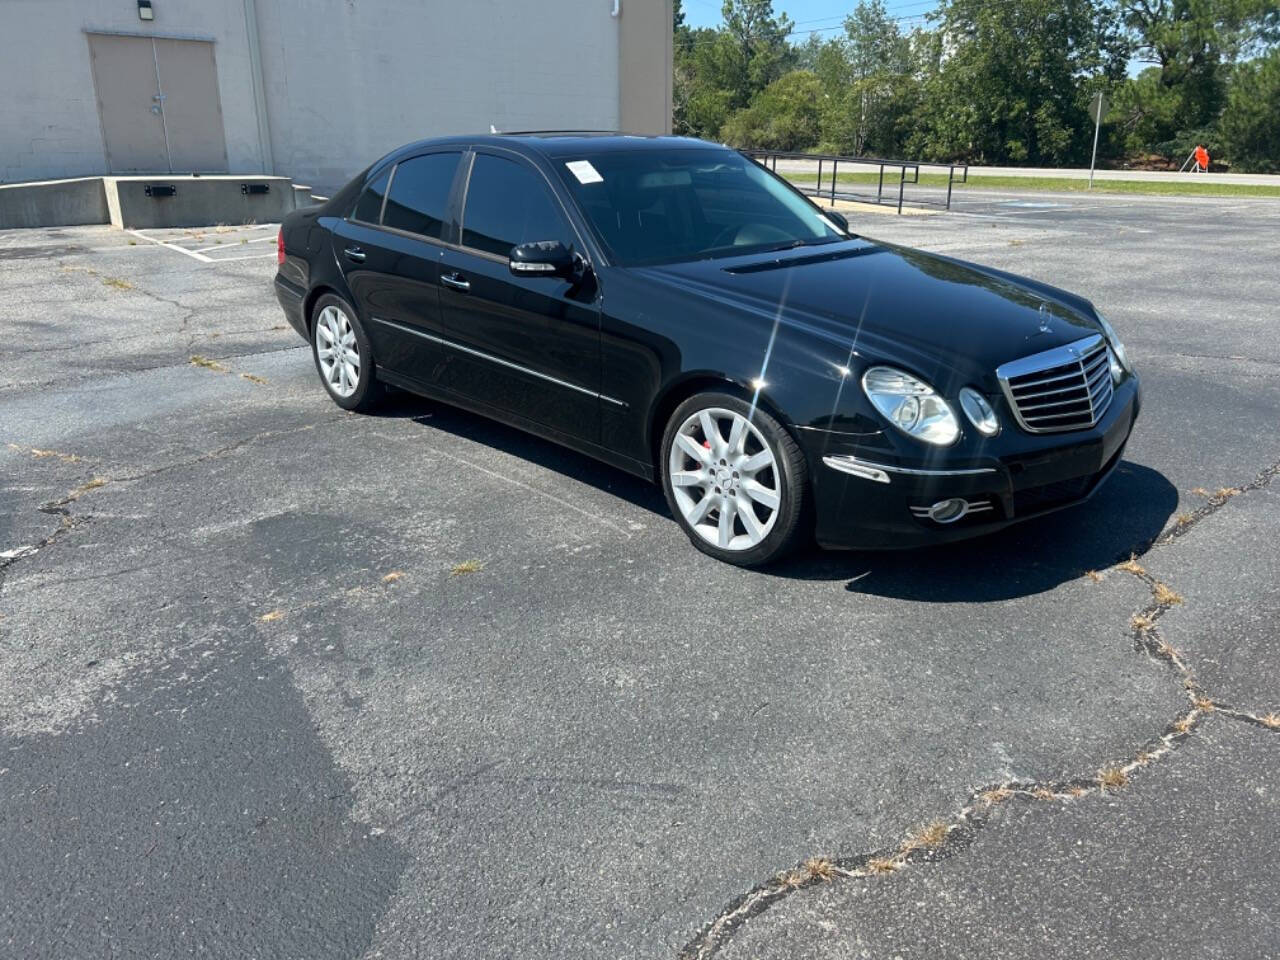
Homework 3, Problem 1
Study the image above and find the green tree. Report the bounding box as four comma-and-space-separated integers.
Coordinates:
673, 0, 796, 139
720, 70, 823, 149
1116, 0, 1280, 154
914, 0, 1129, 164
1219, 49, 1280, 170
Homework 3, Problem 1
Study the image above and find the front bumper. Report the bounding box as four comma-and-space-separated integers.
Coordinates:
805, 376, 1141, 550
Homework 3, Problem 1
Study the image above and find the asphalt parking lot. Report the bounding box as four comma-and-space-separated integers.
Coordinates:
2, 191, 1278, 959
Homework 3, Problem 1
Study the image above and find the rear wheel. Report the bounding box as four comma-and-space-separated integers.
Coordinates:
660, 392, 808, 567
311, 293, 382, 412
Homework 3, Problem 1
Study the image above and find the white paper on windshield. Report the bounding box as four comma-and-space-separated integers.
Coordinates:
566, 160, 603, 184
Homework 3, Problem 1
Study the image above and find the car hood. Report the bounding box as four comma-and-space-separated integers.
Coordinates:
633, 238, 1103, 388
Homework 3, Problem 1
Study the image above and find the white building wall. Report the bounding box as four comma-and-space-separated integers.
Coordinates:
0, 0, 628, 190
254, 0, 621, 191
0, 0, 264, 182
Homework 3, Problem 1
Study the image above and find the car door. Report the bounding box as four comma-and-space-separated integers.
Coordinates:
330, 150, 463, 385
438, 149, 602, 443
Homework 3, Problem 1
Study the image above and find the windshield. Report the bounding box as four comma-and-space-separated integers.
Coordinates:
554, 148, 845, 267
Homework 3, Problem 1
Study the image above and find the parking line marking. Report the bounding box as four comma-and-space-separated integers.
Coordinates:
423, 445, 633, 539
126, 229, 213, 263
201, 252, 279, 262
192, 235, 278, 253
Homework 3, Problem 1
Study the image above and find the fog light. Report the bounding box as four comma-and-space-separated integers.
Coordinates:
959, 387, 1000, 436
928, 498, 968, 523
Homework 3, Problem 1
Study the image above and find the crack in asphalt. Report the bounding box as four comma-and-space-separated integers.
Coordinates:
0, 340, 305, 396
680, 454, 1280, 960
0, 416, 348, 593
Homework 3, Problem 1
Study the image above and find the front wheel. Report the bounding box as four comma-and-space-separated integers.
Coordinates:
660, 392, 808, 567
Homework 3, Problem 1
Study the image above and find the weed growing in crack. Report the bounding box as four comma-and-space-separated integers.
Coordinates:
1118, 554, 1146, 576
904, 820, 949, 851
67, 477, 107, 501
102, 276, 133, 290
866, 856, 899, 875
240, 373, 268, 385
190, 355, 227, 373
980, 786, 1014, 806
1259, 713, 1280, 730
258, 609, 284, 623
1192, 696, 1216, 713
1131, 613, 1155, 633
450, 560, 483, 577
1152, 583, 1184, 606
1097, 767, 1128, 791
778, 868, 808, 889
1172, 715, 1195, 735
381, 571, 405, 583
803, 857, 838, 882
1085, 570, 1104, 583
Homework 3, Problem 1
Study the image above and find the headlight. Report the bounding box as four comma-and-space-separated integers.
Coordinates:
1095, 312, 1131, 381
862, 366, 959, 446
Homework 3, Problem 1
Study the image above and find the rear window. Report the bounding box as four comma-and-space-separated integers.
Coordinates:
352, 168, 389, 223
383, 152, 461, 239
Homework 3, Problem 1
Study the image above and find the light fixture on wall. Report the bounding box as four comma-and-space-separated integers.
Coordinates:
138, 1, 154, 21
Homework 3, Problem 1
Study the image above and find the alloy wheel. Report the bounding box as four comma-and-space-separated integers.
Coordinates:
668, 407, 782, 551
315, 304, 360, 398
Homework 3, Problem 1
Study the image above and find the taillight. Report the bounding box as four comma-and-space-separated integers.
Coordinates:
276, 229, 285, 266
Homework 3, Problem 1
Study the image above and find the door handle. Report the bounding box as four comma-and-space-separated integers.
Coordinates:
440, 273, 471, 293
343, 246, 366, 263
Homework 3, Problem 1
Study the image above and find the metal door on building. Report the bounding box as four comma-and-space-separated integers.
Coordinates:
87, 33, 229, 174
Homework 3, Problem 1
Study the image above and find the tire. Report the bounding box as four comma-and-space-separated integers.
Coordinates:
660, 391, 809, 567
310, 293, 383, 412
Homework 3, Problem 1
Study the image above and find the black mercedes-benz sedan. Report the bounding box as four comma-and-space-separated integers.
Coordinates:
274, 133, 1139, 566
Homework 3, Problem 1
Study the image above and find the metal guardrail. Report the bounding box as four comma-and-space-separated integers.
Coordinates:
745, 150, 969, 214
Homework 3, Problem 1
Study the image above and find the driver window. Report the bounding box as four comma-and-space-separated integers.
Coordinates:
461, 154, 575, 258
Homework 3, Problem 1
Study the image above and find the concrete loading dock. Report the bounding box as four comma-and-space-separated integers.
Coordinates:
0, 175, 307, 229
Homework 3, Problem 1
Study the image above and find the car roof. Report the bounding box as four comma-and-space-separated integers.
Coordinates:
385, 132, 724, 164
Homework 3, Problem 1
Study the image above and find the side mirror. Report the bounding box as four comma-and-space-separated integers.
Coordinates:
510, 240, 576, 279
823, 208, 850, 234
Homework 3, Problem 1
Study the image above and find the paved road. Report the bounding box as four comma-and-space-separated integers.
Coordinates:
773, 157, 1280, 186
1, 194, 1277, 959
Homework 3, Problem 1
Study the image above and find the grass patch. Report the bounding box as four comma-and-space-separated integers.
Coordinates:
1131, 613, 1155, 633
1152, 582, 1185, 606
1085, 569, 1104, 583
449, 559, 483, 577
381, 570, 405, 583
784, 171, 1280, 199
866, 856, 900, 875
240, 373, 268, 385
1259, 713, 1280, 729
258, 609, 284, 623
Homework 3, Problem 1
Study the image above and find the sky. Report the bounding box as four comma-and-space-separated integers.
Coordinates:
679, 0, 941, 37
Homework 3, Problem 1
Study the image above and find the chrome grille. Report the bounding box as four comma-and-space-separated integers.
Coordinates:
997, 334, 1114, 434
